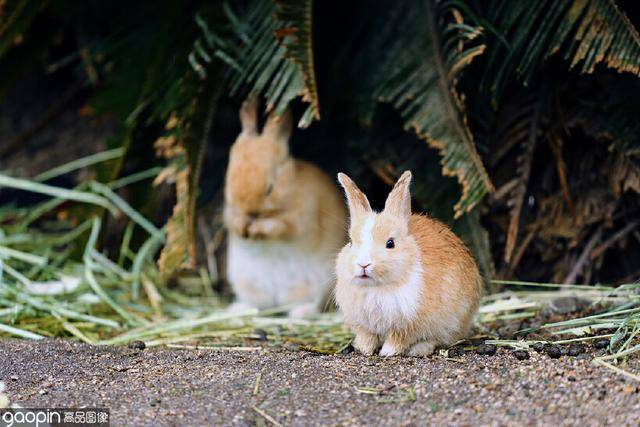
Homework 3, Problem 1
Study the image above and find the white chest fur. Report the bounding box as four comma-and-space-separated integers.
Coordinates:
227, 235, 335, 308
338, 263, 424, 337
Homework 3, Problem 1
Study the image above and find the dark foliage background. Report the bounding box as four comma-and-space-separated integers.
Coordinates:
1, 0, 639, 289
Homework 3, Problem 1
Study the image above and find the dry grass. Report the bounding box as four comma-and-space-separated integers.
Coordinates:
1, 150, 639, 382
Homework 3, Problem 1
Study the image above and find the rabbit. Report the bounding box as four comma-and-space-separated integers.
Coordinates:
334, 171, 482, 356
224, 96, 347, 318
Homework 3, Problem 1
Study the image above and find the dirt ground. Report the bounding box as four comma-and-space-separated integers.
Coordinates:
1, 339, 639, 426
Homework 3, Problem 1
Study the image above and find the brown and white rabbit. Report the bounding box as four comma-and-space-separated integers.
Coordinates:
335, 171, 482, 356
224, 97, 347, 317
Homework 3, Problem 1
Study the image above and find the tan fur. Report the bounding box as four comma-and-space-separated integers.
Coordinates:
337, 173, 371, 217
393, 215, 482, 346
335, 171, 482, 356
224, 97, 346, 314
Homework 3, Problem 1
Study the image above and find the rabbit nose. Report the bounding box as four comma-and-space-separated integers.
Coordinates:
357, 262, 371, 269
247, 212, 259, 220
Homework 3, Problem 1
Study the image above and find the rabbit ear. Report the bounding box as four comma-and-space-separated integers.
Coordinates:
384, 170, 412, 223
337, 173, 371, 218
262, 107, 293, 143
239, 95, 258, 135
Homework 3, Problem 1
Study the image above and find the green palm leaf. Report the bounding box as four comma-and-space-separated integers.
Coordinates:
192, 0, 319, 127
359, 0, 493, 217
274, 0, 319, 124
484, 0, 640, 101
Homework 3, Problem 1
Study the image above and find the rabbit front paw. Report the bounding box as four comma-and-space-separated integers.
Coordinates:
379, 333, 410, 357
379, 342, 401, 357
247, 218, 286, 239
407, 341, 436, 357
228, 216, 249, 237
354, 331, 380, 356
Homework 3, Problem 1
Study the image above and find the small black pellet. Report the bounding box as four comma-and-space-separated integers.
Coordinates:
128, 340, 146, 351
513, 350, 530, 360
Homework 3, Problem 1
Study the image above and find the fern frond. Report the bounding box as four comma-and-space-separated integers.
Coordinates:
155, 81, 220, 278
274, 0, 319, 124
192, 0, 319, 127
361, 0, 493, 217
484, 0, 640, 101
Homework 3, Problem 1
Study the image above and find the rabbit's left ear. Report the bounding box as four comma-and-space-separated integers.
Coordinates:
239, 95, 258, 135
262, 107, 293, 143
337, 172, 371, 219
384, 170, 412, 223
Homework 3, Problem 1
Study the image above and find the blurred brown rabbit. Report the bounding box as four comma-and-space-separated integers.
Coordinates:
224, 97, 347, 317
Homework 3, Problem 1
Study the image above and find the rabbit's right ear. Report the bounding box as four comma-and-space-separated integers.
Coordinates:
263, 107, 293, 143
337, 173, 371, 218
239, 95, 258, 135
384, 170, 412, 223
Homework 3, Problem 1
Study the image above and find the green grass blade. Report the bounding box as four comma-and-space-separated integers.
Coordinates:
0, 321, 44, 340
0, 245, 47, 266
83, 217, 142, 326
108, 167, 162, 190
131, 232, 165, 300
88, 181, 163, 240
0, 174, 117, 215
101, 308, 259, 345
33, 148, 125, 182
492, 279, 613, 291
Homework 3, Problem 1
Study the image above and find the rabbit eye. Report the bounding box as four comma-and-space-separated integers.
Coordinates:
386, 238, 395, 249
265, 183, 274, 196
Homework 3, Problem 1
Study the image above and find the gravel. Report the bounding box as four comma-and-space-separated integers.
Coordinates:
1, 339, 639, 426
